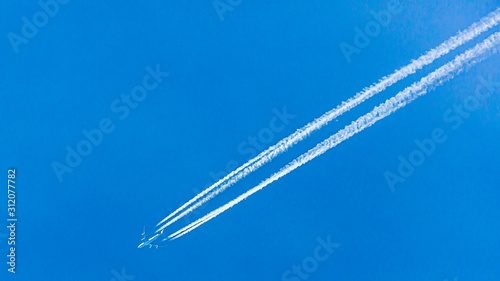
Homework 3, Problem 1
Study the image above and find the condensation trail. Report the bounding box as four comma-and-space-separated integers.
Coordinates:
167, 31, 500, 240
155, 7, 500, 233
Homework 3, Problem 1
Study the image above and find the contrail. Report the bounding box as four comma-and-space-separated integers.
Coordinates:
167, 31, 500, 240
155, 7, 500, 233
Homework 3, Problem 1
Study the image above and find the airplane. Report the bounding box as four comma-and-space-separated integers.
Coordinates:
137, 227, 166, 249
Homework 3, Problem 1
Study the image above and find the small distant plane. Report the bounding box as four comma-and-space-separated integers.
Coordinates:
137, 227, 166, 249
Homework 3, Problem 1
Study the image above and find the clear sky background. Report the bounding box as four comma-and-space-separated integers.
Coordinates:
1, 1, 499, 280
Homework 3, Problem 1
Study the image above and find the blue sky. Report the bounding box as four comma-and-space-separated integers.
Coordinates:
1, 1, 499, 280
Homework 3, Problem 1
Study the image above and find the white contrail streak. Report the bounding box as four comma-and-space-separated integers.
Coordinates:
167, 31, 500, 240
155, 7, 500, 233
